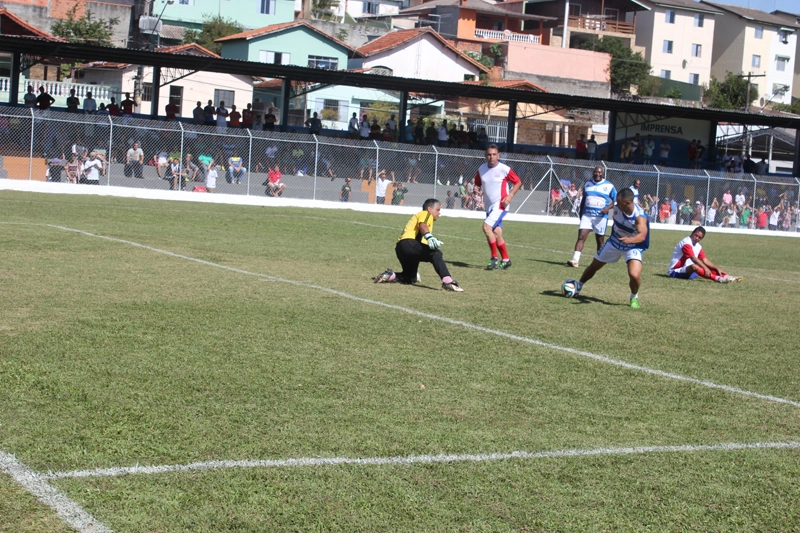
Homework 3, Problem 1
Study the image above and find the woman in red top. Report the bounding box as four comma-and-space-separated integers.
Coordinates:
659, 200, 671, 223
756, 206, 769, 229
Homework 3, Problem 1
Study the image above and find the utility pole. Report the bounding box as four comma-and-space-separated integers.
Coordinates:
738, 72, 766, 158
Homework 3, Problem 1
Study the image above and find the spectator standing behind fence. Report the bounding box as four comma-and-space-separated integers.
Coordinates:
642, 135, 655, 164
264, 108, 277, 131
305, 111, 321, 135
265, 164, 286, 196
66, 88, 80, 113
679, 199, 692, 225
706, 198, 718, 226
203, 100, 215, 125
359, 115, 371, 140
405, 119, 415, 143
182, 153, 199, 183
120, 93, 135, 117
370, 118, 381, 139
659, 138, 670, 165
192, 101, 204, 125
692, 201, 704, 225
23, 85, 36, 108
242, 103, 254, 129
340, 177, 352, 202
620, 140, 632, 163
106, 97, 120, 117
386, 114, 397, 140
756, 158, 768, 175
586, 134, 597, 160
164, 99, 178, 120
414, 120, 424, 145
81, 151, 104, 184
36, 86, 55, 114
375, 171, 393, 204
83, 91, 97, 115
576, 134, 587, 159
125, 141, 144, 179
168, 157, 182, 190
215, 102, 229, 131
228, 105, 241, 128
437, 120, 449, 147
205, 161, 217, 193
348, 112, 359, 138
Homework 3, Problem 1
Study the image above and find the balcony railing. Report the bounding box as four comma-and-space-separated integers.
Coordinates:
567, 15, 634, 35
474, 29, 540, 44
0, 78, 114, 102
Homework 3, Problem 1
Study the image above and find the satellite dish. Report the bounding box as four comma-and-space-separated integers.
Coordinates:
759, 97, 765, 106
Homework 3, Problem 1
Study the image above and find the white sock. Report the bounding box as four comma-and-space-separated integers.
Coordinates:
572, 251, 581, 262
630, 292, 639, 299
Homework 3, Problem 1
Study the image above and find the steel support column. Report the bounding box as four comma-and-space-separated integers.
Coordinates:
706, 120, 717, 165
280, 79, 292, 133
606, 111, 617, 162
398, 90, 408, 143
506, 100, 517, 153
9, 52, 21, 106
150, 66, 161, 119
794, 128, 800, 178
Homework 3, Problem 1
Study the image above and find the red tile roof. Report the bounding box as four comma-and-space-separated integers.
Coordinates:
156, 42, 220, 58
215, 20, 362, 57
461, 79, 547, 92
357, 28, 491, 73
0, 8, 65, 41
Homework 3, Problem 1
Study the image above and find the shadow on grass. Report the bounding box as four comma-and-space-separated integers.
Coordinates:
540, 289, 625, 306
529, 258, 576, 267
446, 260, 487, 269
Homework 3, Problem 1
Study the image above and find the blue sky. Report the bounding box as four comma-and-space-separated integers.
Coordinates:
708, 0, 799, 14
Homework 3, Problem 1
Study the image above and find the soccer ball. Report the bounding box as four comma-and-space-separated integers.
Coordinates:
561, 279, 578, 298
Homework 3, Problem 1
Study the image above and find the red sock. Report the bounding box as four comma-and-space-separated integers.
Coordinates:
497, 241, 509, 261
488, 240, 498, 258
708, 270, 719, 281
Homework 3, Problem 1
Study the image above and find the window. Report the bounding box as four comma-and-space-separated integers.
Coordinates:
169, 86, 183, 116
142, 82, 153, 102
773, 83, 788, 95
492, 20, 504, 31
259, 50, 291, 65
779, 30, 791, 44
665, 9, 675, 24
308, 56, 339, 70
689, 73, 700, 85
663, 40, 673, 54
691, 43, 702, 58
660, 70, 671, 79
260, 0, 276, 14
362, 1, 378, 14
777, 56, 789, 72
213, 89, 234, 107
604, 8, 619, 21
569, 3, 581, 17
754, 26, 763, 39
752, 54, 761, 68
694, 13, 704, 27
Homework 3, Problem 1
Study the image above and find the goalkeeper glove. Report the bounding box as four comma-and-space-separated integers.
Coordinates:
424, 233, 443, 249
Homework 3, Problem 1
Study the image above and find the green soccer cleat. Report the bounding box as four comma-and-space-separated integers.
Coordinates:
630, 297, 640, 309
497, 259, 512, 270
486, 257, 499, 270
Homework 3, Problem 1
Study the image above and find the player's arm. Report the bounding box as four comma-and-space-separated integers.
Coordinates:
419, 221, 443, 249
601, 187, 618, 215
501, 170, 523, 209
619, 215, 649, 245
578, 189, 586, 216
695, 250, 724, 275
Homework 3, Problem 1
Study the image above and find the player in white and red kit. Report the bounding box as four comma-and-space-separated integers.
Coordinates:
668, 226, 741, 283
474, 144, 522, 270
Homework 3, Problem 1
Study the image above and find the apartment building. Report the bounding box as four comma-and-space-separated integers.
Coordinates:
701, 1, 799, 106
635, 0, 721, 86
771, 10, 800, 102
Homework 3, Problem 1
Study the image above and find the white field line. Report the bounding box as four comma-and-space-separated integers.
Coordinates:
0, 451, 113, 533
42, 223, 800, 410
41, 441, 800, 480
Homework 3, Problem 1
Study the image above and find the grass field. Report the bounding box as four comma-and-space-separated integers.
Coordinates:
1, 190, 799, 533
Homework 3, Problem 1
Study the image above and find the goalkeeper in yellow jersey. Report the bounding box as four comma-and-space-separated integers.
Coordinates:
374, 198, 464, 292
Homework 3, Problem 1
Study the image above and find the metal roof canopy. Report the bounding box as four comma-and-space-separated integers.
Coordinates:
3, 35, 800, 129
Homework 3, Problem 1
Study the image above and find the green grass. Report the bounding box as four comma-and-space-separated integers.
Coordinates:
1, 191, 799, 532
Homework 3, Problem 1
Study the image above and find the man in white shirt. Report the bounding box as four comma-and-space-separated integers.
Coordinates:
82, 152, 104, 184
125, 141, 144, 179
23, 85, 37, 108
437, 120, 449, 147
385, 114, 397, 140
215, 101, 229, 132
83, 91, 97, 114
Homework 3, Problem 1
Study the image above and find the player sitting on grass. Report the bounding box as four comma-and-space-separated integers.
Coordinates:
374, 198, 463, 292
668, 226, 742, 283
568, 188, 649, 308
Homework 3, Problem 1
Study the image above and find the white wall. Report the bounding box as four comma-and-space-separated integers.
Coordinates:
639, 6, 716, 86
362, 34, 481, 82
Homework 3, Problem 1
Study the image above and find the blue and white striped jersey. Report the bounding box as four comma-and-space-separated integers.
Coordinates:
581, 179, 617, 218
609, 203, 649, 251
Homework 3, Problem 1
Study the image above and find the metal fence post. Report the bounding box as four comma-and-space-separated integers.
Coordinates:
704, 170, 711, 209
107, 115, 114, 186
176, 121, 185, 192
28, 108, 35, 180
311, 135, 320, 201
752, 173, 759, 208
432, 145, 438, 197
246, 128, 253, 197
655, 164, 661, 200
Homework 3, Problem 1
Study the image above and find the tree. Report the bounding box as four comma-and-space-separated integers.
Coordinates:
772, 100, 800, 115
183, 15, 243, 55
50, 4, 119, 47
703, 72, 756, 110
579, 37, 650, 93
665, 86, 682, 99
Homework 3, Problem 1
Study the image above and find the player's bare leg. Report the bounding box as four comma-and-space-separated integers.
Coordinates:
483, 223, 500, 269
568, 228, 592, 267
627, 259, 642, 308
577, 258, 605, 286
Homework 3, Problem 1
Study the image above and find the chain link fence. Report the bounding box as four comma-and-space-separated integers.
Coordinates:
4, 108, 800, 231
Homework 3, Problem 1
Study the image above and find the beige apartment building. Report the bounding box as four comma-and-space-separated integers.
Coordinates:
635, 0, 721, 86
701, 1, 799, 107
